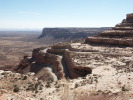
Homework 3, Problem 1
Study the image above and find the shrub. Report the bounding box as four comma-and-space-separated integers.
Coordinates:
45, 82, 51, 88
13, 86, 20, 92
22, 75, 28, 80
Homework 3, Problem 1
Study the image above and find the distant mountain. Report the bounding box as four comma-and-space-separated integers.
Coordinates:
38, 27, 111, 40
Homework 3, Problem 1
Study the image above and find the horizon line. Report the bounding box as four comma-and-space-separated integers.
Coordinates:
0, 26, 112, 31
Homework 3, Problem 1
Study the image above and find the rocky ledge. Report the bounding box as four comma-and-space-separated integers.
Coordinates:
85, 13, 133, 46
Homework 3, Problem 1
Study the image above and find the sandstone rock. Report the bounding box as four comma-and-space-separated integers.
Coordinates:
126, 13, 133, 22
63, 51, 92, 78
16, 48, 65, 80
0, 95, 7, 100
16, 44, 93, 80
0, 70, 4, 74
85, 37, 133, 46
85, 13, 133, 46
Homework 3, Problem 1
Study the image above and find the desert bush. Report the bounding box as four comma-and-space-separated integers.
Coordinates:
26, 81, 43, 92
74, 83, 79, 88
1, 72, 7, 78
26, 84, 35, 91
45, 82, 51, 88
22, 75, 27, 80
121, 85, 129, 92
13, 85, 20, 92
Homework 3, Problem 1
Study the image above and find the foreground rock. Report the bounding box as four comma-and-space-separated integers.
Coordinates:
15, 45, 92, 80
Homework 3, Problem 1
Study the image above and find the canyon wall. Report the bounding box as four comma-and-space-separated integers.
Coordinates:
38, 28, 110, 39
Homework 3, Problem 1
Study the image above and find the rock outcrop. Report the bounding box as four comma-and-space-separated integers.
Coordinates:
16, 48, 65, 81
85, 13, 133, 46
16, 45, 92, 80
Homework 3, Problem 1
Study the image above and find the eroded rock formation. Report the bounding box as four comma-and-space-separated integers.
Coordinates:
16, 48, 65, 81
85, 13, 133, 46
16, 43, 93, 80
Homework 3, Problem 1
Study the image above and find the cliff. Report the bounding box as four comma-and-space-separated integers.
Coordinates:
85, 13, 133, 46
38, 28, 110, 39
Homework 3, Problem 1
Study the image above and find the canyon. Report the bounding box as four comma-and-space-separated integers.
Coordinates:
15, 13, 133, 81
0, 13, 133, 100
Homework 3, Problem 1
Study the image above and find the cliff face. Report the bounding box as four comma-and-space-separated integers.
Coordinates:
85, 13, 133, 46
38, 28, 110, 39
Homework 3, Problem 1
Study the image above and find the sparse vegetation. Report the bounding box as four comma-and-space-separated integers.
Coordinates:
22, 75, 27, 80
13, 85, 20, 92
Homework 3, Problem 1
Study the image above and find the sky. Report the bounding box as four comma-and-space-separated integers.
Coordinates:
0, 0, 133, 30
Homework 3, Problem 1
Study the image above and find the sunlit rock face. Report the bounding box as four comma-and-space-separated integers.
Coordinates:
85, 13, 133, 46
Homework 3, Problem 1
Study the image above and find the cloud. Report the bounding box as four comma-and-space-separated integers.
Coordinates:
18, 11, 41, 16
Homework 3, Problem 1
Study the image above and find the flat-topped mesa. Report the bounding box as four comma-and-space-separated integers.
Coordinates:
38, 28, 110, 40
85, 13, 133, 46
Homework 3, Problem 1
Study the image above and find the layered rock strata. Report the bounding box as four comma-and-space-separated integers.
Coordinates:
16, 43, 93, 80
38, 28, 110, 39
16, 48, 65, 81
85, 13, 133, 46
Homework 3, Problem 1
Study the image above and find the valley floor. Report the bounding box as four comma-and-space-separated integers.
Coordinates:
0, 34, 48, 67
